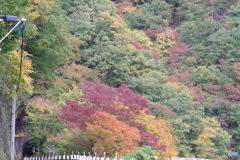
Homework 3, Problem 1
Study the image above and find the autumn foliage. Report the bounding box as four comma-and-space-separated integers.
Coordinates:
224, 83, 240, 101
83, 111, 140, 155
60, 100, 97, 129
12, 0, 238, 158
59, 81, 178, 156
79, 81, 151, 121
146, 119, 178, 158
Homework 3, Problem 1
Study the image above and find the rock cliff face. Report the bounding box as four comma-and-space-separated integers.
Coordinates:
0, 97, 11, 160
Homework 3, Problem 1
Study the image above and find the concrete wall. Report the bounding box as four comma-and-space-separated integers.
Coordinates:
0, 95, 31, 160
15, 116, 31, 160
0, 97, 11, 160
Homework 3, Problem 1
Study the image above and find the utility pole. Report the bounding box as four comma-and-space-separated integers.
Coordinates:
11, 85, 17, 160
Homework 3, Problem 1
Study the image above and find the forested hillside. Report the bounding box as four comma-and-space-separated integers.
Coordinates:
0, 0, 240, 160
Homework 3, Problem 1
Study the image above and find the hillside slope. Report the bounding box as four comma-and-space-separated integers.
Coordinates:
0, 0, 240, 160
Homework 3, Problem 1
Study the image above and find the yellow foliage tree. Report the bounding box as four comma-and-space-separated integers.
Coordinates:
146, 119, 178, 159
101, 12, 127, 32
26, 0, 55, 24
151, 29, 177, 56
134, 110, 155, 124
166, 82, 181, 90
32, 0, 55, 7
193, 118, 231, 160
193, 127, 216, 158
3, 50, 33, 95
134, 111, 178, 159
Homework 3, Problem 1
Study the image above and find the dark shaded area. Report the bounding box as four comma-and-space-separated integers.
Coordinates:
22, 142, 33, 158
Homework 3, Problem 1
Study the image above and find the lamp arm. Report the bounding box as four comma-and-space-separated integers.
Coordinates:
0, 18, 27, 43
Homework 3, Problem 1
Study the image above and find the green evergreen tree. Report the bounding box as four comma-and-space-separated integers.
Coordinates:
81, 31, 131, 86
124, 146, 156, 160
178, 20, 221, 47
25, 0, 76, 80
126, 0, 172, 30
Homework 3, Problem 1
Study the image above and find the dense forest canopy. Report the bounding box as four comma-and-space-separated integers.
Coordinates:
0, 0, 240, 160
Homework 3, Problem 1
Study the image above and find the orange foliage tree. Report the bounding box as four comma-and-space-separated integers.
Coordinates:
83, 111, 141, 156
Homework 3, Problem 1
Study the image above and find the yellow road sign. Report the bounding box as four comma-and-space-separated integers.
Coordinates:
15, 134, 25, 137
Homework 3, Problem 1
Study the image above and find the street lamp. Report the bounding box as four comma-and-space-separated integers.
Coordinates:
48, 145, 55, 158
0, 15, 27, 43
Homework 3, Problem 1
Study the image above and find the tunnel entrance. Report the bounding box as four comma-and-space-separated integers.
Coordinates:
22, 141, 34, 158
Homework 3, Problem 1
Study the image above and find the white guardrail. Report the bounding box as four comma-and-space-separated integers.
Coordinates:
172, 157, 211, 160
23, 155, 123, 160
